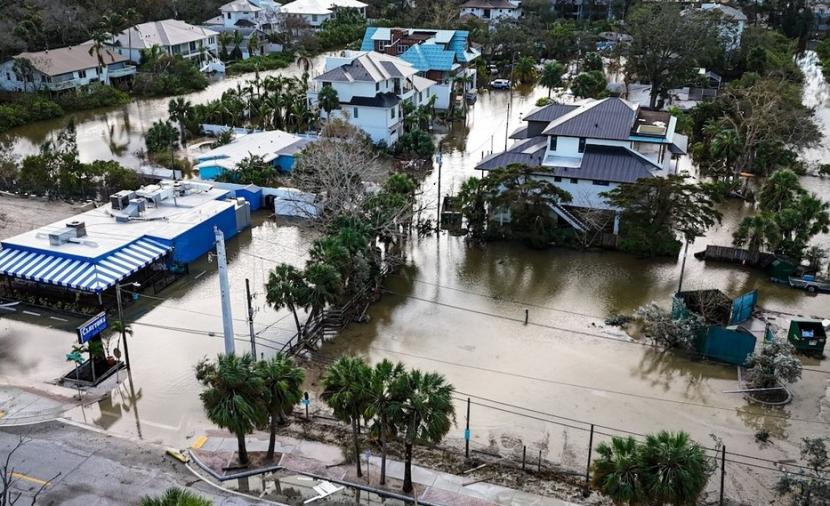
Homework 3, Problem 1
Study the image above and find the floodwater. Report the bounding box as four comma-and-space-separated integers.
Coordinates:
1, 52, 829, 504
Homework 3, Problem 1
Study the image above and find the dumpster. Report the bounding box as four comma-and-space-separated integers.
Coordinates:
787, 319, 827, 353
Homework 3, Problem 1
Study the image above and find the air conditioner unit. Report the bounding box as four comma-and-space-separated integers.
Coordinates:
110, 190, 136, 210
65, 220, 86, 238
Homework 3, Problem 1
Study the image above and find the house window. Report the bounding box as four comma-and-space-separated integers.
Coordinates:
353, 107, 358, 118
391, 107, 395, 119
227, 13, 231, 19
554, 176, 562, 182
190, 41, 197, 51
570, 178, 579, 184
578, 137, 586, 153
5, 73, 9, 81
322, 81, 331, 87
376, 82, 379, 91
592, 180, 610, 186
311, 14, 318, 22
79, 69, 87, 78
549, 136, 557, 151
419, 91, 423, 101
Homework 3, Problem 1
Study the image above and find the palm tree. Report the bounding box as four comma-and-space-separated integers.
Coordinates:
592, 436, 643, 505
265, 263, 309, 338
247, 33, 261, 58
303, 262, 342, 321
218, 32, 233, 60
87, 30, 109, 80
232, 30, 244, 60
366, 359, 406, 485
513, 55, 537, 84
320, 356, 372, 477
392, 369, 456, 493
140, 488, 212, 506
317, 86, 340, 117
637, 431, 711, 505
168, 97, 193, 144
539, 61, 564, 98
100, 13, 125, 47
123, 8, 139, 64
733, 213, 780, 263
195, 353, 266, 466
256, 354, 305, 460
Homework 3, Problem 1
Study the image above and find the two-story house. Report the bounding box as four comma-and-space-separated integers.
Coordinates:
360, 27, 480, 110
106, 19, 219, 66
203, 0, 283, 58
476, 98, 688, 233
0, 44, 136, 92
459, 0, 522, 23
308, 51, 436, 145
280, 0, 367, 29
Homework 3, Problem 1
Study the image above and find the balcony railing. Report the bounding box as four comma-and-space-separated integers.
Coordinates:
108, 65, 137, 78
46, 79, 81, 91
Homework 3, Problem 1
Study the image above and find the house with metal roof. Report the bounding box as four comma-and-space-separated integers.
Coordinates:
280, 0, 367, 29
0, 181, 251, 307
308, 50, 436, 145
105, 19, 219, 65
459, 0, 522, 23
360, 27, 480, 110
0, 44, 136, 92
699, 3, 747, 51
196, 129, 316, 179
476, 97, 688, 232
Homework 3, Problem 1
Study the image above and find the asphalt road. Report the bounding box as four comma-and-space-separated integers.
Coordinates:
0, 420, 260, 505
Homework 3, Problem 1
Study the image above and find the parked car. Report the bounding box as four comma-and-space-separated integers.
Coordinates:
490, 79, 511, 89
788, 275, 830, 293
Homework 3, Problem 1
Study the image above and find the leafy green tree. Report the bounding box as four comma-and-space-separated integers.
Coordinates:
140, 488, 212, 506
744, 339, 802, 389
757, 168, 803, 213
168, 97, 193, 144
315, 8, 366, 50
321, 356, 372, 477
257, 354, 305, 460
145, 120, 178, 153
732, 213, 780, 262
391, 369, 455, 493
317, 85, 340, 116
395, 129, 434, 159
539, 61, 564, 98
215, 154, 280, 187
458, 176, 487, 242
513, 55, 538, 84
582, 52, 603, 72
265, 264, 309, 337
776, 437, 830, 505
603, 176, 722, 257
247, 33, 261, 57
366, 359, 406, 485
195, 353, 267, 466
570, 70, 607, 99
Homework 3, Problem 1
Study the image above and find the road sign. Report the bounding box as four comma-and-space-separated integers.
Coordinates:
77, 312, 108, 344
464, 429, 471, 441
66, 351, 83, 364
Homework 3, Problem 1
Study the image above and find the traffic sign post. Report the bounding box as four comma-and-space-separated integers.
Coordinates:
65, 350, 84, 400
303, 392, 310, 420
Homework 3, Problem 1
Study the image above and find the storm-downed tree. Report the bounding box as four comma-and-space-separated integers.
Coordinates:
625, 3, 723, 109
776, 437, 830, 505
603, 175, 722, 257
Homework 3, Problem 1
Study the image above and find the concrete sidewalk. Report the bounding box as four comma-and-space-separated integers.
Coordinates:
0, 385, 72, 426
196, 432, 579, 505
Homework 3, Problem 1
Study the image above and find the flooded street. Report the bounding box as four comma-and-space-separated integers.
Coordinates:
1, 51, 829, 504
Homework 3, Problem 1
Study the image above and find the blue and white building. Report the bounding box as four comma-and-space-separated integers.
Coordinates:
196, 130, 315, 179
0, 181, 252, 303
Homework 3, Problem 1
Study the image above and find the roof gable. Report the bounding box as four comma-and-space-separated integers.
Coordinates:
542, 98, 638, 140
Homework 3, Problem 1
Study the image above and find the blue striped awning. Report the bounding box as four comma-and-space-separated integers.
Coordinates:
0, 238, 170, 293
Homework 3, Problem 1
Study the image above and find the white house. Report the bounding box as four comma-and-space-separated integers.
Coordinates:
459, 0, 522, 22
308, 51, 436, 145
280, 0, 367, 29
0, 44, 135, 92
196, 130, 316, 179
700, 3, 747, 51
476, 98, 688, 233
105, 19, 219, 65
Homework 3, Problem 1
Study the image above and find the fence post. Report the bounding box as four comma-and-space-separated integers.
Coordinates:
584, 424, 594, 497
522, 446, 527, 471
465, 397, 471, 459
719, 445, 726, 505
538, 449, 542, 472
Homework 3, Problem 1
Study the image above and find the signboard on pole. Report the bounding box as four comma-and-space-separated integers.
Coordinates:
77, 312, 108, 344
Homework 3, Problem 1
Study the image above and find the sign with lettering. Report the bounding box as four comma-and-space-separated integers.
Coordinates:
77, 312, 108, 344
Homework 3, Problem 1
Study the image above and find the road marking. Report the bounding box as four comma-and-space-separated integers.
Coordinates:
11, 472, 50, 486
22, 311, 40, 316
49, 316, 69, 322
191, 435, 208, 449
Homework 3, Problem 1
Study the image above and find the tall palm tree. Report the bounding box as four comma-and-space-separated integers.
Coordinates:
218, 32, 233, 60
592, 436, 643, 505
733, 213, 780, 263
318, 86, 340, 116
303, 262, 342, 321
366, 359, 406, 485
265, 263, 309, 337
256, 354, 305, 460
247, 33, 261, 57
168, 97, 193, 144
637, 431, 711, 505
232, 30, 244, 60
513, 55, 538, 84
140, 488, 212, 506
392, 369, 456, 493
320, 356, 372, 477
195, 353, 266, 466
87, 30, 109, 80
123, 8, 139, 64
539, 61, 564, 98
100, 13, 125, 47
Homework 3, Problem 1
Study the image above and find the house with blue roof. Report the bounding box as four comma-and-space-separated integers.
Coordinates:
360, 27, 480, 110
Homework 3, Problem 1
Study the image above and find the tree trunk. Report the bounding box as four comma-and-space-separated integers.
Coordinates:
236, 431, 249, 466
649, 85, 659, 109
380, 419, 388, 485
352, 418, 363, 477
267, 411, 277, 460
403, 441, 413, 493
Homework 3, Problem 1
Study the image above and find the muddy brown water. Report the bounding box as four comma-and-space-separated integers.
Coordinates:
0, 52, 828, 504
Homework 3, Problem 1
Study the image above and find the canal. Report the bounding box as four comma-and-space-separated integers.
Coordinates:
0, 51, 828, 504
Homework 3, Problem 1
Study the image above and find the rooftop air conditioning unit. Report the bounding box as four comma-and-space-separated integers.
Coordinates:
110, 190, 136, 210
65, 220, 86, 238
48, 228, 75, 246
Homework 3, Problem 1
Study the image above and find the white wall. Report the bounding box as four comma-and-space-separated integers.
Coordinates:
460, 6, 521, 21
324, 105, 403, 145
109, 37, 217, 64
534, 174, 620, 210
223, 10, 259, 28
0, 60, 112, 92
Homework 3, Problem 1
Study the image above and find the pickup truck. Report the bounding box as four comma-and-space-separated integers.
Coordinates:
788, 275, 830, 293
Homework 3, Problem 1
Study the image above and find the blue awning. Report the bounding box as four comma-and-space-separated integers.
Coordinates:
0, 238, 170, 293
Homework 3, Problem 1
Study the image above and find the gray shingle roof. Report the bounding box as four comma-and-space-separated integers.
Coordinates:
548, 145, 658, 183
314, 51, 417, 83
476, 137, 547, 170
523, 103, 578, 123
345, 92, 401, 107
541, 98, 638, 140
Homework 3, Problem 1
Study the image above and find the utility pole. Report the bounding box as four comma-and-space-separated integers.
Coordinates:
436, 148, 443, 232
245, 278, 256, 358
115, 282, 138, 370
464, 397, 471, 459
214, 226, 235, 355
677, 238, 690, 294
505, 52, 516, 151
